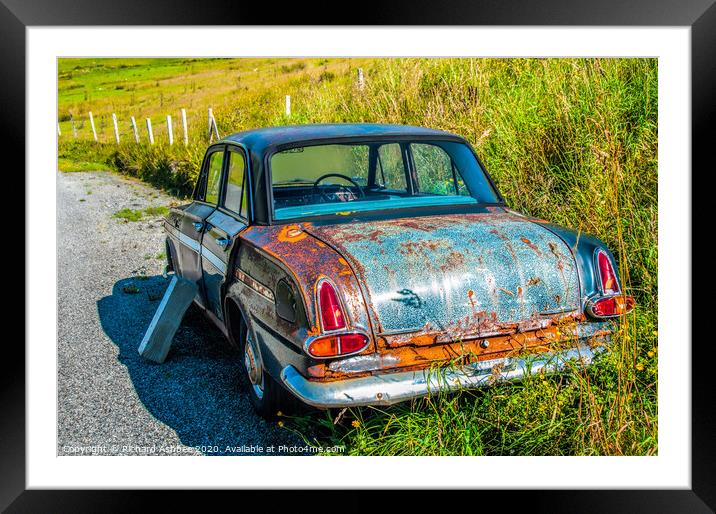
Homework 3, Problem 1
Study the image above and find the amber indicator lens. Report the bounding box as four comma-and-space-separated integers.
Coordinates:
591, 295, 635, 317
307, 333, 369, 358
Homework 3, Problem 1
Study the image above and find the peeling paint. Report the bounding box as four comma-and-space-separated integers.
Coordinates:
305, 212, 582, 344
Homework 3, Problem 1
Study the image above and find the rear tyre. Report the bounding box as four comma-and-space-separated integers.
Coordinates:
226, 299, 295, 419
241, 329, 290, 420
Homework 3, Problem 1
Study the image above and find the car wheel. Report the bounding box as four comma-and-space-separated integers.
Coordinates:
241, 328, 289, 420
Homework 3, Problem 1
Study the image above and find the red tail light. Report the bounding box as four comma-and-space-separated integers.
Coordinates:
306, 332, 369, 358
590, 295, 635, 317
318, 280, 346, 331
597, 250, 620, 294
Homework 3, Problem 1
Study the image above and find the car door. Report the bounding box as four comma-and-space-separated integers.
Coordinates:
200, 145, 250, 320
169, 144, 225, 308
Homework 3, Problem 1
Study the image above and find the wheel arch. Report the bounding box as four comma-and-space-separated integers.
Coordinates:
224, 294, 248, 351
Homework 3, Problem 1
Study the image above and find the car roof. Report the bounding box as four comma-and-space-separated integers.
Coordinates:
222, 123, 464, 152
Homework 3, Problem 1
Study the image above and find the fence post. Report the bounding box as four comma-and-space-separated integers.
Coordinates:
212, 114, 220, 141
285, 95, 291, 117
207, 107, 213, 140
208, 107, 220, 142
181, 108, 188, 146
112, 113, 120, 144
70, 114, 77, 139
88, 111, 98, 142
167, 115, 174, 145
130, 116, 140, 143
146, 118, 154, 145
357, 68, 365, 90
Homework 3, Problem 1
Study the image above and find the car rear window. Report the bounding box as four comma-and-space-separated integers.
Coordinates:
269, 140, 499, 221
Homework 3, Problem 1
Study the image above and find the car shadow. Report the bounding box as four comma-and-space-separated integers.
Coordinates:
97, 275, 307, 455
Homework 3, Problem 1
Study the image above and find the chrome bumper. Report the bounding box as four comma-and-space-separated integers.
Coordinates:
280, 342, 607, 408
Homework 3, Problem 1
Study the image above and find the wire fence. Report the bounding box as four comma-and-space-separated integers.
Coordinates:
58, 67, 369, 146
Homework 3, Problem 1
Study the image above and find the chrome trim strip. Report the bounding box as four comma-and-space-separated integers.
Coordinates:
201, 245, 227, 274
178, 232, 201, 253
281, 340, 608, 408
165, 223, 180, 239
235, 269, 275, 302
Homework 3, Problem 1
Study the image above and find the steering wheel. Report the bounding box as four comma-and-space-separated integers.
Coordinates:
312, 173, 365, 201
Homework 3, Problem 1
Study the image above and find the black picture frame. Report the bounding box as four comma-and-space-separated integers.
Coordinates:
4, 1, 711, 511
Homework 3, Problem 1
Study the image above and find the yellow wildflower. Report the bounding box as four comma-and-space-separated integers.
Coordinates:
276, 411, 283, 417
277, 420, 284, 428
635, 362, 644, 371
647, 351, 655, 358
653, 330, 658, 337
351, 420, 361, 428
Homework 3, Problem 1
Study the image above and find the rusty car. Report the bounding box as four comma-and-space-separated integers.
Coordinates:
164, 123, 634, 418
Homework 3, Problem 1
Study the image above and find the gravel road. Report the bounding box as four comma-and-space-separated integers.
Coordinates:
57, 171, 305, 456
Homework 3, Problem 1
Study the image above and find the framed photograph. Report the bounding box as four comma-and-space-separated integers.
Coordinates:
6, 0, 712, 510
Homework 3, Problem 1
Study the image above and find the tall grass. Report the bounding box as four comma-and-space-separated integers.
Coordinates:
58, 58, 658, 455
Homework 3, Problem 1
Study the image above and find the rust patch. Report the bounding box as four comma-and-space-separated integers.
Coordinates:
520, 237, 542, 256
440, 251, 466, 273
527, 277, 541, 286
467, 289, 476, 308
241, 224, 374, 350
399, 239, 443, 256
277, 224, 308, 243
321, 317, 604, 381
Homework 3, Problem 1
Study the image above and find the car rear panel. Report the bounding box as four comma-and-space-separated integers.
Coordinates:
304, 210, 582, 347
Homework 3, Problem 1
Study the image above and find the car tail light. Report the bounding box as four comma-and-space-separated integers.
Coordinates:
318, 280, 346, 331
597, 250, 620, 294
589, 295, 635, 317
306, 332, 369, 358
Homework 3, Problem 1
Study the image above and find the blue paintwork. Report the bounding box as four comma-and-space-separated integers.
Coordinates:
306, 212, 582, 336
534, 219, 622, 309
275, 195, 478, 220
223, 123, 461, 154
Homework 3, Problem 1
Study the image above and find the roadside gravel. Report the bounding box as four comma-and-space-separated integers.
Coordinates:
57, 170, 305, 456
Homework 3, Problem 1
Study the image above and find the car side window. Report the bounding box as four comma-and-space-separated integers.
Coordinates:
224, 149, 247, 218
377, 143, 407, 191
411, 143, 469, 196
204, 150, 224, 205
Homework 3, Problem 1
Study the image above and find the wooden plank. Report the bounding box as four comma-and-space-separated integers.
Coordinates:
137, 275, 198, 363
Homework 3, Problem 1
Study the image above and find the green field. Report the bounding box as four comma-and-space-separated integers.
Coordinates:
58, 57, 658, 456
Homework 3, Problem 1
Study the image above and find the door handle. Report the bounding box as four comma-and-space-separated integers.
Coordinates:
192, 222, 204, 232
215, 237, 231, 249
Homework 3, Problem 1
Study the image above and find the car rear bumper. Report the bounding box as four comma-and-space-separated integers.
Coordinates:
280, 340, 608, 408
